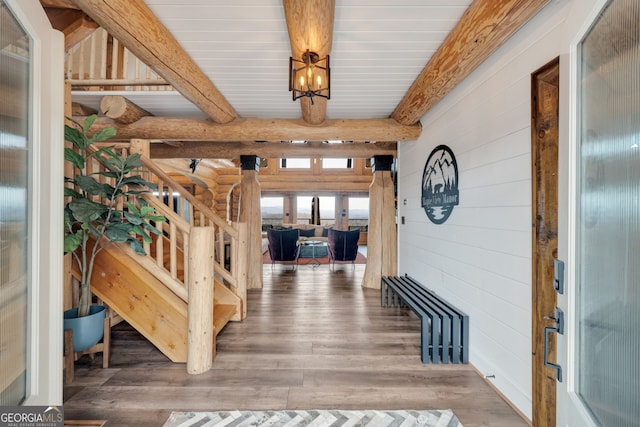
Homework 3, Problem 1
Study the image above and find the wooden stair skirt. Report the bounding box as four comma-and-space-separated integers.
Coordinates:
89, 242, 239, 363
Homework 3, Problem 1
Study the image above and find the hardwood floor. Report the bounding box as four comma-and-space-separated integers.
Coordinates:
63, 265, 529, 427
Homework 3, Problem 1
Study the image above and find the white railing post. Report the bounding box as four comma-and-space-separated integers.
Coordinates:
187, 227, 214, 374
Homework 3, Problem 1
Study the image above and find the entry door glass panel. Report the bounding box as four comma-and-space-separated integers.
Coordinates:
577, 0, 640, 425
0, 1, 30, 405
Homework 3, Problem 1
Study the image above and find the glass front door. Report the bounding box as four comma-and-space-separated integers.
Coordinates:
0, 0, 30, 405
563, 0, 640, 425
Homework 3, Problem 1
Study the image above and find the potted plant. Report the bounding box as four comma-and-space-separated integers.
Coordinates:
63, 115, 164, 351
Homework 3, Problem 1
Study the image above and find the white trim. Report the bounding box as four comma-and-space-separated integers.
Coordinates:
561, 0, 610, 425
5, 0, 65, 406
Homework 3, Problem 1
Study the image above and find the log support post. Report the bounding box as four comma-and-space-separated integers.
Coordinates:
362, 155, 397, 289
337, 193, 348, 230
239, 155, 263, 289
187, 226, 215, 374
284, 194, 295, 224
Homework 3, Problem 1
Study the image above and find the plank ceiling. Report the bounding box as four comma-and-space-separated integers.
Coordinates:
72, 0, 473, 120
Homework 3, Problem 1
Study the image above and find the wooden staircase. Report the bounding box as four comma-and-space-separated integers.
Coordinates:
85, 242, 238, 363
73, 141, 247, 368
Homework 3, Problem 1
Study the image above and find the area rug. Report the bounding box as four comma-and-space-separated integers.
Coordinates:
163, 409, 463, 427
263, 251, 367, 265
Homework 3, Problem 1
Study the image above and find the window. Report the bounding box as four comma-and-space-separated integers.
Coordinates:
296, 196, 312, 224
321, 158, 352, 169
295, 196, 336, 225
348, 196, 369, 230
280, 158, 310, 169
261, 196, 284, 229
318, 196, 335, 225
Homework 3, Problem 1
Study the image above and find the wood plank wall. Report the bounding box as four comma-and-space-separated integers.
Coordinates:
396, 2, 568, 421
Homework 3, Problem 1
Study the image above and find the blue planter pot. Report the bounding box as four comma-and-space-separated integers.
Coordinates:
64, 305, 106, 352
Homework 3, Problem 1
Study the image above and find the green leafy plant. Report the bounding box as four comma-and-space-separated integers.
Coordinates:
64, 115, 165, 317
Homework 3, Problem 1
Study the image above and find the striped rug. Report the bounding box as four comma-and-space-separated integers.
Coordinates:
163, 409, 463, 427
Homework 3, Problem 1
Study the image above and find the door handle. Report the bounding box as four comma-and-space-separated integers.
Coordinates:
544, 307, 564, 382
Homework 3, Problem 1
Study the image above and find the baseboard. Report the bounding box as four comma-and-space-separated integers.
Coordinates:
470, 363, 532, 426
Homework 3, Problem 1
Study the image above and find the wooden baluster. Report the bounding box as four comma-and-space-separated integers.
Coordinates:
168, 187, 175, 213
89, 31, 96, 79
66, 45, 75, 79
100, 30, 107, 80
182, 230, 189, 286
188, 201, 195, 227
218, 228, 225, 272
156, 219, 164, 269
111, 37, 118, 80
122, 47, 130, 83
156, 178, 164, 205
177, 194, 184, 222
170, 222, 177, 279
90, 156, 99, 203
78, 37, 85, 79
134, 56, 140, 81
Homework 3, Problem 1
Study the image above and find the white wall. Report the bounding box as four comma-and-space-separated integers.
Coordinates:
397, 0, 599, 419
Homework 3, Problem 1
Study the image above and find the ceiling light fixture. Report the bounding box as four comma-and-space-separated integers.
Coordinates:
289, 49, 330, 103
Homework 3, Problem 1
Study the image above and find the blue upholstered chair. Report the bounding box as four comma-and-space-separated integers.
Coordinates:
267, 228, 300, 270
327, 228, 360, 270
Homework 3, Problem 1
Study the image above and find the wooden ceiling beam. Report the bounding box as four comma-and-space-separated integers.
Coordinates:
259, 177, 372, 194
100, 95, 151, 124
73, 0, 237, 124
71, 102, 98, 116
40, 0, 79, 9
43, 7, 98, 51
76, 116, 421, 142
284, 0, 335, 125
150, 140, 396, 160
392, 0, 551, 125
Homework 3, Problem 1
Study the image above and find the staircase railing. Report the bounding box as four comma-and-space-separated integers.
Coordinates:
88, 140, 246, 314
66, 27, 171, 90
142, 157, 244, 292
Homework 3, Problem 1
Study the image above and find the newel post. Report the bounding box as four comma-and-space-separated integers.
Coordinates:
129, 138, 150, 157
187, 227, 214, 374
362, 155, 397, 289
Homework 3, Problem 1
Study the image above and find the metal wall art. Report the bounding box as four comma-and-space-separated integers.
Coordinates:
421, 145, 459, 224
